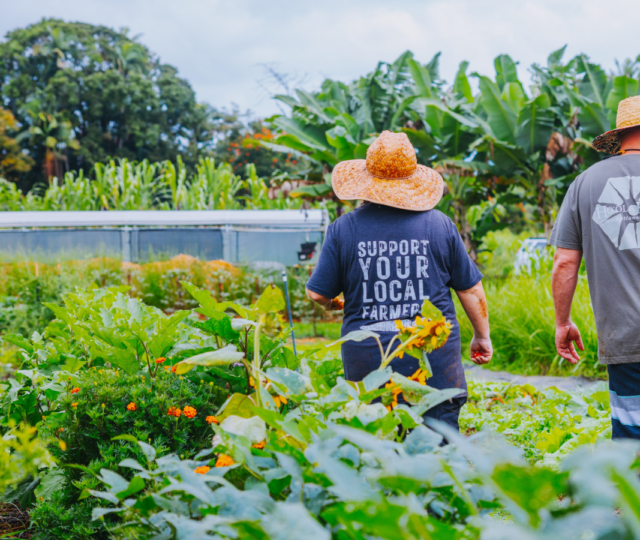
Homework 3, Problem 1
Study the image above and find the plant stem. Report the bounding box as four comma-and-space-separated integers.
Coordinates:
253, 322, 264, 408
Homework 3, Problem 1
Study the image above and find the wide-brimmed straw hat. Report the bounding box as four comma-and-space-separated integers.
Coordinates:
331, 131, 443, 211
593, 95, 640, 154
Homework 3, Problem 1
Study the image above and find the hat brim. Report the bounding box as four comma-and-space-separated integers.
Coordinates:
592, 124, 640, 154
331, 160, 444, 211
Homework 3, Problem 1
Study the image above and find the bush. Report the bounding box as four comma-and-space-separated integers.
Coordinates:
31, 367, 229, 539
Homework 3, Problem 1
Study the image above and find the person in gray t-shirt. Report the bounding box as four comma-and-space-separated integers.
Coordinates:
550, 95, 640, 440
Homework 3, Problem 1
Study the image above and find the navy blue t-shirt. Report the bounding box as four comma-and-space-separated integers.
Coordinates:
306, 203, 482, 393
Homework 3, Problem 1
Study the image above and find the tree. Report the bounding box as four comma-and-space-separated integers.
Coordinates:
0, 108, 32, 182
0, 19, 216, 189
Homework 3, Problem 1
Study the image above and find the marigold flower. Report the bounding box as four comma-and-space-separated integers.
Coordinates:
71, 402, 78, 408
194, 466, 210, 475
249, 377, 255, 388
127, 402, 137, 411
155, 357, 166, 364
252, 440, 266, 449
215, 454, 234, 468
408, 369, 428, 386
206, 416, 219, 425
171, 365, 177, 373
70, 387, 80, 395
167, 407, 181, 417
273, 395, 288, 407
183, 406, 197, 418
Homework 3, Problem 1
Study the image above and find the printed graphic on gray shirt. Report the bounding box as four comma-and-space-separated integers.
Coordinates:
592, 175, 640, 250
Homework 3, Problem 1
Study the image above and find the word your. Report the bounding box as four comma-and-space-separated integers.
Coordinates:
357, 239, 430, 323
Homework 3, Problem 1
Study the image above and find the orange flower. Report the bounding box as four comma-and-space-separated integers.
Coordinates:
167, 407, 182, 417
171, 366, 177, 373
408, 369, 427, 386
273, 395, 288, 407
215, 454, 234, 468
183, 406, 197, 418
127, 402, 137, 411
71, 402, 78, 408
206, 416, 219, 425
252, 440, 266, 449
194, 466, 210, 475
155, 357, 166, 364
70, 387, 80, 395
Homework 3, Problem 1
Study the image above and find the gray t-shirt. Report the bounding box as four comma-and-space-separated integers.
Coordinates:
550, 154, 640, 364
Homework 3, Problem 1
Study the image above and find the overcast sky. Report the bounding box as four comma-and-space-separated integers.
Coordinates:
3, 0, 640, 117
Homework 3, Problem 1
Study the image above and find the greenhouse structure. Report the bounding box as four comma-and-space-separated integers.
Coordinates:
0, 209, 328, 266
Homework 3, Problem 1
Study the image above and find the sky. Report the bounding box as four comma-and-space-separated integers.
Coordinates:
3, 0, 640, 118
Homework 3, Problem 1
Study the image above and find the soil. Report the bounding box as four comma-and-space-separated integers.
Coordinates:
0, 502, 31, 538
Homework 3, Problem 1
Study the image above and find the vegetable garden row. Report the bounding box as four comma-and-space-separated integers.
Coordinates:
1, 269, 638, 539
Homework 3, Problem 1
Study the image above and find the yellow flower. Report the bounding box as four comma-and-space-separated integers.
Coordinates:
273, 395, 288, 407
252, 440, 266, 449
71, 402, 78, 408
58, 440, 67, 451
215, 454, 234, 468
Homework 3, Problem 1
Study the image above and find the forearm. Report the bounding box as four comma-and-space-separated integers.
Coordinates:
455, 281, 490, 338
305, 288, 343, 311
551, 248, 582, 325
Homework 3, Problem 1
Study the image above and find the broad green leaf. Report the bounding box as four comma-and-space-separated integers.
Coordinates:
4, 333, 34, 353
494, 54, 521, 91
218, 392, 256, 421
454, 61, 473, 102
174, 345, 244, 374
181, 281, 228, 319
606, 76, 639, 127
115, 476, 146, 500
515, 93, 554, 154
219, 415, 266, 444
254, 284, 285, 314
272, 116, 331, 151
412, 388, 466, 416
267, 367, 309, 395
476, 75, 517, 144
62, 357, 86, 374
327, 330, 380, 348
362, 366, 393, 392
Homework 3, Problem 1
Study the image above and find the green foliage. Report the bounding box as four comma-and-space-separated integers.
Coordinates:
460, 381, 611, 464
0, 422, 53, 493
0, 19, 220, 189
456, 266, 599, 377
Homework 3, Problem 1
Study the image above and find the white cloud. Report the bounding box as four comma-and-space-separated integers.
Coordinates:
2, 0, 640, 116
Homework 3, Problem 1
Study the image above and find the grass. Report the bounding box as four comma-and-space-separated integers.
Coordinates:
456, 273, 602, 378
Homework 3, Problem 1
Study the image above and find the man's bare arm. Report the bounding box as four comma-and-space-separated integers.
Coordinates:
455, 281, 492, 365
551, 247, 584, 364
306, 288, 343, 310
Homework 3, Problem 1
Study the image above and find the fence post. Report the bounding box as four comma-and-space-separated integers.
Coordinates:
121, 227, 131, 262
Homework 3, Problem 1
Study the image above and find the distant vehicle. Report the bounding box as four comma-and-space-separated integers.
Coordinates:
515, 237, 548, 273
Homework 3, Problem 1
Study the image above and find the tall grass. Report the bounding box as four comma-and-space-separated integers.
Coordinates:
457, 273, 602, 378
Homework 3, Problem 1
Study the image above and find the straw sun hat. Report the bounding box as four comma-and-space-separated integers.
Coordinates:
593, 95, 640, 154
331, 131, 444, 211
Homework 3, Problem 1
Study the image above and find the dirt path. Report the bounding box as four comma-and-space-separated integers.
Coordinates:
464, 365, 604, 392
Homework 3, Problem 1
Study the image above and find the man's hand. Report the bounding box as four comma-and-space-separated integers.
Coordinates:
328, 297, 344, 311
470, 337, 492, 365
555, 322, 584, 364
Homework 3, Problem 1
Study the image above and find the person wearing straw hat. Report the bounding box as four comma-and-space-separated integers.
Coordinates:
305, 131, 493, 431
551, 95, 640, 440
